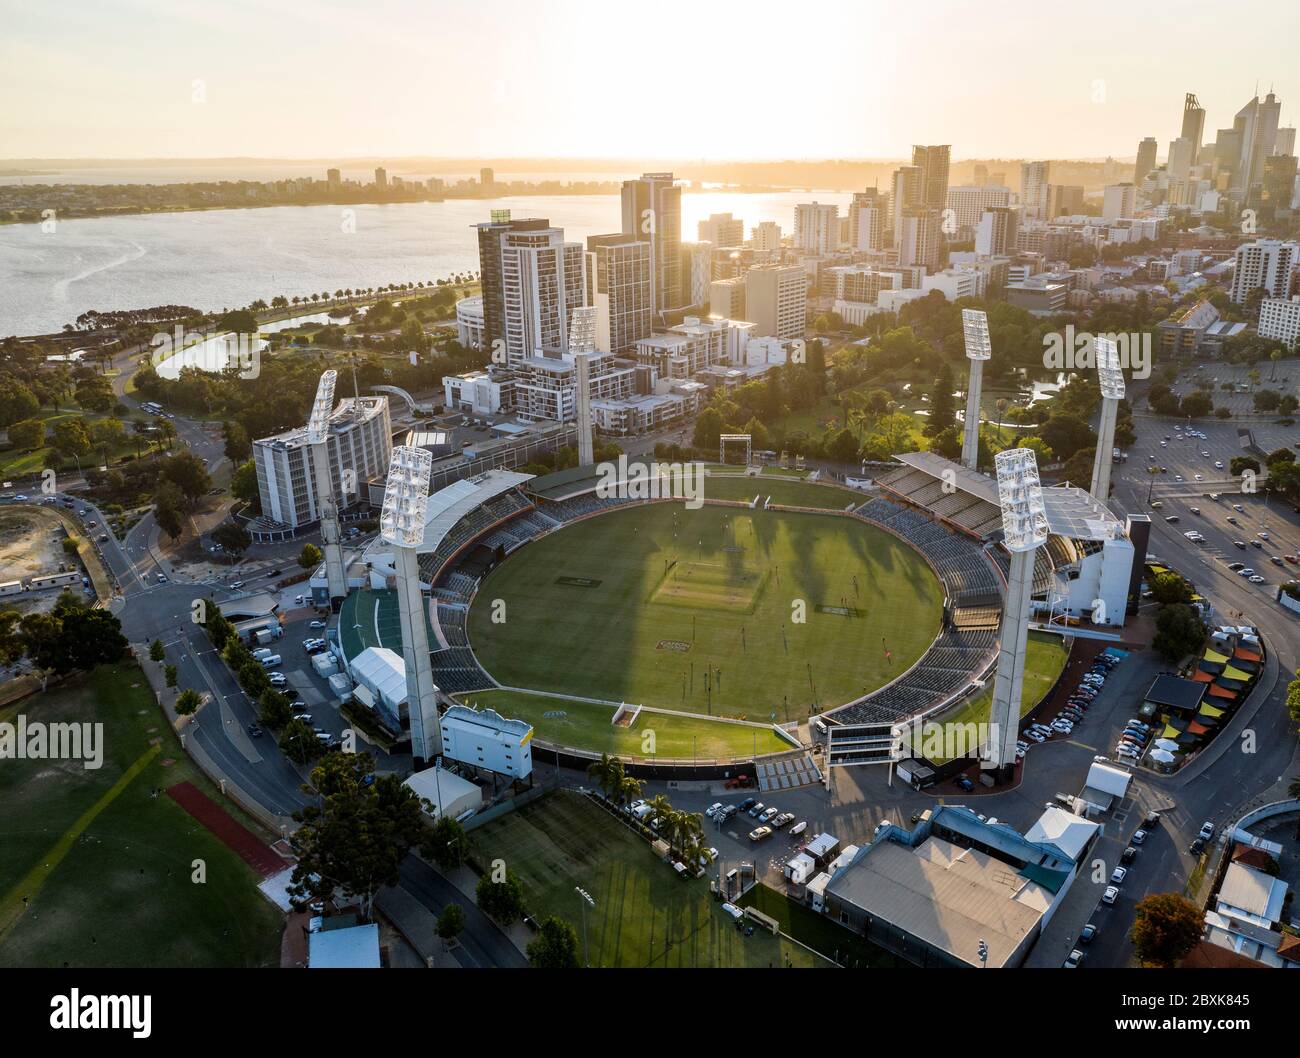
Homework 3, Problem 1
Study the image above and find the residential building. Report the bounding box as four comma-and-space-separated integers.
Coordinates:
455, 295, 485, 350
1229, 238, 1300, 303
1158, 299, 1222, 356
512, 351, 636, 423
621, 172, 683, 312
634, 316, 754, 378
1046, 184, 1084, 219
1102, 183, 1136, 222
744, 264, 806, 339
679, 242, 714, 307
945, 185, 1012, 236
890, 165, 923, 242
1259, 296, 1300, 348
896, 206, 942, 272
794, 202, 840, 255
698, 212, 744, 247
475, 212, 556, 354
326, 167, 341, 189
1005, 280, 1068, 315
975, 206, 1020, 257
494, 222, 586, 365
1019, 161, 1050, 219
709, 276, 747, 321
912, 144, 951, 210
752, 220, 782, 252
585, 233, 652, 354
253, 396, 392, 531
847, 189, 886, 251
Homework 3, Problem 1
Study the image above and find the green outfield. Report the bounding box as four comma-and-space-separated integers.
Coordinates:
468, 501, 943, 722
468, 792, 832, 968
455, 689, 792, 759
700, 474, 862, 509
920, 631, 1071, 763
0, 664, 282, 967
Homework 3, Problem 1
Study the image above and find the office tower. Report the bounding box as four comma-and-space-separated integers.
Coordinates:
1135, 138, 1158, 182
480, 167, 495, 188
752, 220, 782, 252
698, 213, 744, 247
1276, 127, 1297, 157
621, 172, 682, 313
1181, 93, 1206, 166
374, 166, 388, 188
1229, 239, 1300, 303
973, 163, 989, 185
961, 309, 991, 470
1235, 91, 1283, 195
499, 224, 586, 365
306, 371, 347, 610
890, 165, 923, 243
1019, 161, 1050, 219
897, 206, 942, 272
1261, 154, 1299, 212
985, 448, 1049, 780
744, 265, 805, 340
975, 206, 1019, 257
794, 202, 839, 255
326, 167, 341, 189
847, 189, 886, 251
710, 277, 746, 320
945, 185, 1013, 235
379, 446, 441, 768
1102, 183, 1136, 222
1046, 184, 1084, 219
680, 242, 713, 307
585, 234, 652, 354
912, 145, 951, 209
1168, 137, 1194, 186
1090, 339, 1125, 502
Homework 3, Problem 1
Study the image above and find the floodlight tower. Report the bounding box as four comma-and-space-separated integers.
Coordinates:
960, 308, 991, 470
570, 306, 597, 467
985, 448, 1049, 781
1089, 337, 1126, 503
306, 369, 347, 611
379, 445, 442, 768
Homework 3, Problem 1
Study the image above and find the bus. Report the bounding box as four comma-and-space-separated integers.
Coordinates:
140, 401, 163, 415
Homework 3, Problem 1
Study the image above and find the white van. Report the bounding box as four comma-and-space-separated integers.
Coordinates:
251, 647, 273, 660
720, 902, 744, 921
259, 654, 282, 669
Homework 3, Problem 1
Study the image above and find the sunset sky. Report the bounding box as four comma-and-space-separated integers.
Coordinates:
1, 0, 1296, 161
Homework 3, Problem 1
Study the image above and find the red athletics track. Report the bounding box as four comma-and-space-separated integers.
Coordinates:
167, 781, 287, 877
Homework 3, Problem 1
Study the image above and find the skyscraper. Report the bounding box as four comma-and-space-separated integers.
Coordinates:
751, 220, 783, 252
500, 224, 586, 364
1019, 161, 1050, 220
1228, 238, 1300, 304
475, 212, 554, 354
793, 202, 839, 255
1235, 91, 1283, 195
890, 165, 923, 244
744, 265, 806, 340
847, 189, 885, 251
1180, 93, 1206, 166
585, 234, 652, 354
698, 213, 744, 247
621, 172, 682, 313
897, 206, 942, 272
975, 206, 1020, 256
374, 166, 388, 188
1135, 137, 1158, 182
1102, 183, 1136, 222
912, 145, 951, 210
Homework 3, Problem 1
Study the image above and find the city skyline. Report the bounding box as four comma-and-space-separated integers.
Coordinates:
1, 0, 1296, 160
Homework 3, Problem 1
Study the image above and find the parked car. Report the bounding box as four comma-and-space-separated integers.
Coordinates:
1131, 828, 1147, 845
1063, 949, 1084, 968
1189, 837, 1206, 855
246, 723, 263, 738
789, 821, 808, 837
1121, 846, 1138, 864
309, 619, 326, 629
747, 802, 766, 818
758, 806, 778, 823
1079, 922, 1098, 944
1101, 886, 1119, 905
705, 802, 723, 819
955, 776, 975, 791
773, 813, 795, 828
748, 826, 773, 842
737, 797, 757, 813
1142, 811, 1162, 828
1198, 821, 1215, 841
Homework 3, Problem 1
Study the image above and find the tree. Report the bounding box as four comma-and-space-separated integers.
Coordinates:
298, 542, 323, 569
476, 868, 527, 926
1130, 892, 1202, 967
230, 460, 260, 510
212, 521, 251, 556
925, 363, 956, 436
258, 689, 294, 730
222, 420, 251, 463
149, 639, 166, 663
164, 663, 178, 688
1230, 456, 1261, 477
217, 308, 259, 334
0, 382, 40, 428
175, 688, 202, 715
437, 903, 466, 947
421, 814, 468, 870
1039, 414, 1095, 461
288, 752, 428, 921
1149, 571, 1193, 606
160, 452, 212, 508
21, 604, 127, 676
692, 407, 724, 450
1253, 389, 1281, 412
1153, 603, 1206, 662
1180, 391, 1212, 418
154, 480, 185, 541
527, 915, 581, 968
0, 609, 24, 667
7, 418, 44, 451
50, 417, 92, 460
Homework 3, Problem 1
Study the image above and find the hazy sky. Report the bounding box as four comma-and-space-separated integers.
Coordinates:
2, 0, 1296, 161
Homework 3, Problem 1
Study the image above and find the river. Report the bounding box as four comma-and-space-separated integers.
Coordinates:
0, 190, 851, 337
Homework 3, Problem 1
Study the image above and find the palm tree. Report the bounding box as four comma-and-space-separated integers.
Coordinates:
645, 794, 673, 832
1287, 774, 1300, 800
615, 773, 643, 807
585, 753, 623, 799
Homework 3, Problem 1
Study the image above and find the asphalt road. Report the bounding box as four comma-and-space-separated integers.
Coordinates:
397, 856, 528, 968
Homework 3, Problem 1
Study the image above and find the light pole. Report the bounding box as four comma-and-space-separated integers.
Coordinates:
575, 885, 595, 967
977, 938, 988, 968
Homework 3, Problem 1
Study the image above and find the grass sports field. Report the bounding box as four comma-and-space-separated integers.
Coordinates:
0, 664, 283, 967
468, 792, 831, 968
468, 502, 944, 722
698, 474, 862, 509
454, 689, 791, 759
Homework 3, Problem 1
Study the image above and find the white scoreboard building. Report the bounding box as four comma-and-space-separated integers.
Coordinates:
439, 704, 534, 779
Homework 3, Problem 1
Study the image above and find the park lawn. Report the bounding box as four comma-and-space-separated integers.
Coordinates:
454, 689, 791, 760
468, 502, 943, 720
737, 883, 903, 969
468, 792, 831, 968
918, 631, 1071, 763
0, 407, 150, 479
0, 663, 283, 967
